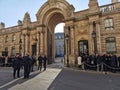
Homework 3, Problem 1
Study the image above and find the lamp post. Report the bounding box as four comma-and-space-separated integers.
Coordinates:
92, 31, 97, 55
19, 38, 22, 56
35, 37, 38, 56
65, 34, 69, 67
35, 38, 38, 43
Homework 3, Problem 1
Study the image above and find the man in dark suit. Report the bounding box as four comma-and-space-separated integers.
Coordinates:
23, 53, 31, 79
38, 54, 43, 71
31, 55, 36, 72
43, 55, 47, 71
12, 54, 22, 79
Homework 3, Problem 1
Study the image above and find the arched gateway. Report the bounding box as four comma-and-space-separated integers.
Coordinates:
36, 0, 75, 64
1, 0, 120, 67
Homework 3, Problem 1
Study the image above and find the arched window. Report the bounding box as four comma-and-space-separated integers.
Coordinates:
12, 34, 16, 41
106, 37, 116, 54
104, 18, 113, 30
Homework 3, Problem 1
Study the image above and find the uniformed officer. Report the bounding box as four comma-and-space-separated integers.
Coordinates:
23, 53, 31, 79
38, 54, 43, 71
43, 55, 47, 71
12, 54, 21, 79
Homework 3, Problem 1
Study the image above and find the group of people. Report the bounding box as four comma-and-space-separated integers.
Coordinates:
12, 53, 47, 79
77, 53, 120, 73
0, 56, 6, 66
38, 54, 47, 71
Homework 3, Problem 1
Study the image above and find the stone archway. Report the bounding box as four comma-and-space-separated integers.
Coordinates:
36, 0, 75, 64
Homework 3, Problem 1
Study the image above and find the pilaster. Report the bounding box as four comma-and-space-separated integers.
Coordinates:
96, 21, 102, 54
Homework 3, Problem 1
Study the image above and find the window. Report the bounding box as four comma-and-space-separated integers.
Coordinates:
59, 35, 61, 39
104, 18, 113, 30
106, 37, 116, 54
5, 35, 8, 43
55, 36, 58, 39
5, 47, 8, 51
12, 34, 16, 41
78, 40, 89, 56
11, 46, 15, 56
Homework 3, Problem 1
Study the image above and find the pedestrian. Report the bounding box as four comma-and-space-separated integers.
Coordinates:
12, 54, 22, 79
38, 54, 43, 71
110, 54, 117, 73
31, 55, 36, 72
23, 53, 31, 79
43, 55, 47, 71
77, 55, 82, 69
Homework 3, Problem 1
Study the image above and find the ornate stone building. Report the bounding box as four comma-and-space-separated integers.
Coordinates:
0, 0, 120, 66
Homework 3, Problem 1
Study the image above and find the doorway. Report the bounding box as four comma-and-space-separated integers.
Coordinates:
78, 40, 89, 56
32, 44, 37, 56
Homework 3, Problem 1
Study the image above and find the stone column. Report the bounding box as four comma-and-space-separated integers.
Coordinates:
25, 33, 29, 54
64, 26, 69, 55
23, 34, 25, 56
21, 34, 24, 56
36, 31, 39, 58
38, 32, 40, 55
40, 30, 44, 55
70, 25, 74, 55
89, 22, 94, 54
96, 21, 101, 54
64, 26, 69, 66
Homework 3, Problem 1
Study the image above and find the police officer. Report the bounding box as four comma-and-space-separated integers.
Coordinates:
43, 55, 47, 71
12, 54, 21, 79
31, 55, 36, 72
23, 53, 31, 79
38, 54, 43, 71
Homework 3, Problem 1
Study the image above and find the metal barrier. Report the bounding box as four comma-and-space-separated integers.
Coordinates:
79, 62, 120, 72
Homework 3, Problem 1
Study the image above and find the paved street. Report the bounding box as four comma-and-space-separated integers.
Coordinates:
0, 58, 120, 90
48, 68, 120, 90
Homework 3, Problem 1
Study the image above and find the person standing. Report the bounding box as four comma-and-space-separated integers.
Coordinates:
38, 54, 43, 71
77, 55, 82, 69
31, 55, 36, 72
23, 54, 31, 79
43, 55, 47, 71
110, 54, 117, 73
12, 54, 22, 79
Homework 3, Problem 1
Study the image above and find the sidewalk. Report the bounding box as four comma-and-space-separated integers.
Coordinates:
8, 68, 62, 90
0, 58, 63, 90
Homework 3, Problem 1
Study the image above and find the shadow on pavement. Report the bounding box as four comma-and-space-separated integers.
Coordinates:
0, 71, 41, 90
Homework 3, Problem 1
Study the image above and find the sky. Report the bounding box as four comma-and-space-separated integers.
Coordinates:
0, 0, 113, 32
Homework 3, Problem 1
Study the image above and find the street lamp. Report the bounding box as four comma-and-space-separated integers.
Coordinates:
65, 34, 69, 67
34, 37, 38, 56
91, 31, 97, 54
19, 39, 22, 56
35, 38, 38, 43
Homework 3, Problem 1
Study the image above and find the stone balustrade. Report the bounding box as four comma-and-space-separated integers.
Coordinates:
100, 2, 120, 13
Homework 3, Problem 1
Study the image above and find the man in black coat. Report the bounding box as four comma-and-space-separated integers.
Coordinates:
38, 55, 43, 71
110, 54, 117, 73
43, 55, 47, 71
12, 55, 22, 79
31, 55, 36, 72
23, 54, 31, 79
96, 54, 102, 71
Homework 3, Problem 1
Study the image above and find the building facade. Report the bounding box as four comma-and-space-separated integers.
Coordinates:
55, 33, 64, 57
0, 0, 120, 66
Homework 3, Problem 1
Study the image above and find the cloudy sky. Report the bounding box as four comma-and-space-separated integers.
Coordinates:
0, 0, 113, 32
